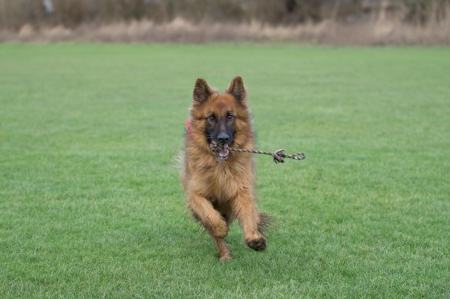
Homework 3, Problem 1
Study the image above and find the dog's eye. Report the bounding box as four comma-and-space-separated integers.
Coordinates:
207, 115, 216, 123
227, 115, 235, 122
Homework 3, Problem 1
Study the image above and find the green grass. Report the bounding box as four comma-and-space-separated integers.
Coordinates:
1, 43, 449, 298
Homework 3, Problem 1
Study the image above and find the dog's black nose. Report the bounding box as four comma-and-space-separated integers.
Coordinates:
218, 133, 229, 145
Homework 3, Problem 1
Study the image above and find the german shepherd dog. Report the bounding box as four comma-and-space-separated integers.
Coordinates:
180, 76, 269, 261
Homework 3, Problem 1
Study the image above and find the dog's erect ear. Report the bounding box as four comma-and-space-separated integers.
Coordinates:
226, 76, 247, 106
193, 78, 213, 106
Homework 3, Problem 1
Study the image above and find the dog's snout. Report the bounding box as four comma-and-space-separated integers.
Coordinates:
218, 132, 229, 145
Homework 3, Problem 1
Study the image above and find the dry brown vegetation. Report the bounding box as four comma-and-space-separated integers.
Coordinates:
3, 18, 449, 45
1, 0, 450, 45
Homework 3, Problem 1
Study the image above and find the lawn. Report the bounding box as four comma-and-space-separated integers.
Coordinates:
0, 44, 449, 298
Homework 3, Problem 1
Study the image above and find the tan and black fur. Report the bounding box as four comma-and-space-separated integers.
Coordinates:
180, 76, 269, 261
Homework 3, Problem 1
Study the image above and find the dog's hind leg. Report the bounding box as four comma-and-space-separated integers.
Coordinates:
209, 233, 232, 261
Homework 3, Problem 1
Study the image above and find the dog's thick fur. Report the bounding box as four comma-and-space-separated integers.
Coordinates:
180, 76, 269, 261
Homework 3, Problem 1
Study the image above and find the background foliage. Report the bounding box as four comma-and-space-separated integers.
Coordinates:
1, 0, 450, 30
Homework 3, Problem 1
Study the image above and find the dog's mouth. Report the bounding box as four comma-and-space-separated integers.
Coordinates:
210, 142, 230, 160
217, 143, 229, 159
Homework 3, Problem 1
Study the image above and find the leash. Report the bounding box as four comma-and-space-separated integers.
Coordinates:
186, 120, 305, 164
210, 141, 306, 164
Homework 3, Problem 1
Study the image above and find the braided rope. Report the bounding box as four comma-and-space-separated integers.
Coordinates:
229, 147, 305, 163
211, 142, 305, 164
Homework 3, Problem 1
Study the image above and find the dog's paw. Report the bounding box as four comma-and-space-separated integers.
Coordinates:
207, 213, 228, 238
212, 221, 228, 239
219, 254, 232, 261
246, 237, 267, 252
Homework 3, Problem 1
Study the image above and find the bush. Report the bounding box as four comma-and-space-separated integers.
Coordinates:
1, 0, 449, 31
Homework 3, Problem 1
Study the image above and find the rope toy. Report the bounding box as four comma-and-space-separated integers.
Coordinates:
210, 141, 306, 164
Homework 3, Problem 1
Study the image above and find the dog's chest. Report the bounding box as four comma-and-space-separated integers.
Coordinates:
203, 162, 248, 201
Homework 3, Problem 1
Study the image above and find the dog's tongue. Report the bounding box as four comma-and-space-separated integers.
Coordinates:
219, 144, 229, 157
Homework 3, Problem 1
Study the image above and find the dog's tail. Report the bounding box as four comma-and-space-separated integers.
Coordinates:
258, 212, 274, 237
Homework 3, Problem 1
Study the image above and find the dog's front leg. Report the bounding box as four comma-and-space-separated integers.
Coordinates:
234, 192, 267, 252
187, 192, 231, 260
187, 192, 228, 238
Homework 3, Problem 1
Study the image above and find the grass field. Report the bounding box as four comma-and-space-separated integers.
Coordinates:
1, 44, 449, 298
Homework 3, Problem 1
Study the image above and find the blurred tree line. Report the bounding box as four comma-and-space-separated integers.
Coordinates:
1, 0, 449, 30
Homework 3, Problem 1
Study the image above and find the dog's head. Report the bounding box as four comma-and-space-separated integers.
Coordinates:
189, 76, 252, 160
